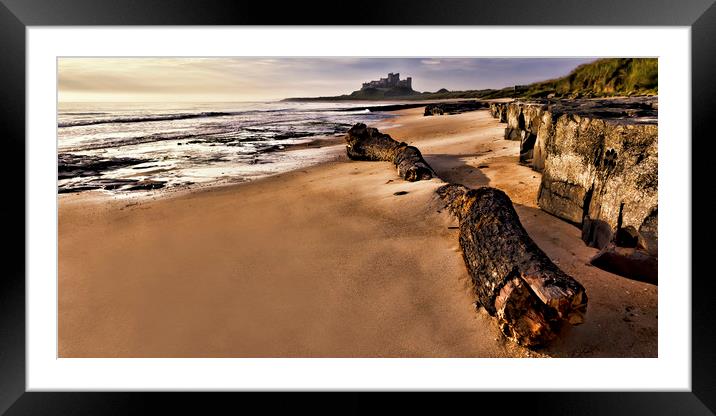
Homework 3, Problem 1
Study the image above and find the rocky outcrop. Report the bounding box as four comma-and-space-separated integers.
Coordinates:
503, 103, 549, 174
424, 101, 488, 117
488, 98, 658, 283
491, 101, 551, 170
540, 114, 658, 282
58, 153, 146, 179
489, 103, 508, 123
57, 153, 168, 194
58, 177, 167, 194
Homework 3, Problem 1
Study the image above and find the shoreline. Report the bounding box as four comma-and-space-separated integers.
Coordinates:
58, 108, 657, 357
56, 108, 414, 204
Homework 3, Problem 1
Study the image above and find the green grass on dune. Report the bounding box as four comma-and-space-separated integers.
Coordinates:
528, 58, 658, 98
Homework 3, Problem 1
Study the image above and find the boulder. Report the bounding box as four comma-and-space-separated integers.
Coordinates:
424, 101, 488, 117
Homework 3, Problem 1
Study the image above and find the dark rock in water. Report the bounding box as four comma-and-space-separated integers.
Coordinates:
260, 144, 287, 153
58, 176, 166, 194
58, 153, 146, 179
424, 101, 488, 116
58, 178, 139, 194
124, 179, 166, 191
58, 185, 102, 194
93, 178, 140, 190
248, 157, 272, 165
273, 131, 317, 141
487, 97, 658, 283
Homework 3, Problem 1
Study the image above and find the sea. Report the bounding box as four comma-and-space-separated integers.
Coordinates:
57, 101, 402, 195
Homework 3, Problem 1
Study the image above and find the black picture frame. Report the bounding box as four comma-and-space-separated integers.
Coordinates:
1, 0, 712, 414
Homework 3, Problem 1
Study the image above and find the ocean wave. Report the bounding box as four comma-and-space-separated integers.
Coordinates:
57, 102, 395, 194
58, 111, 243, 128
60, 132, 208, 152
61, 112, 108, 116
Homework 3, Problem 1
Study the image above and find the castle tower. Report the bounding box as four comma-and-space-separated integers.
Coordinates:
360, 73, 413, 91
388, 73, 399, 86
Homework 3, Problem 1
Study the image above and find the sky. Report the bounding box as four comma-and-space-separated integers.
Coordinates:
58, 57, 597, 102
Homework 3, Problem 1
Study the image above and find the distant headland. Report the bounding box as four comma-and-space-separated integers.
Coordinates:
283, 72, 422, 102
282, 59, 658, 102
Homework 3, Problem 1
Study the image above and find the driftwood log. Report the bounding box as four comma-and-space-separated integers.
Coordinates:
437, 184, 587, 346
344, 122, 588, 347
345, 123, 435, 181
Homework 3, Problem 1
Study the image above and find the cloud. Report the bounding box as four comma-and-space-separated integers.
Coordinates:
58, 57, 597, 102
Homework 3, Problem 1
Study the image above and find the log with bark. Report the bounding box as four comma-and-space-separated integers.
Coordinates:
344, 123, 588, 347
437, 184, 588, 347
345, 123, 435, 181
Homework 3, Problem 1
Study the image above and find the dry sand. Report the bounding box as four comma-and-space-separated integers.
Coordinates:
58, 108, 657, 358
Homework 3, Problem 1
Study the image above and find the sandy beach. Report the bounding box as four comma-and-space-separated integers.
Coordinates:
58, 108, 657, 358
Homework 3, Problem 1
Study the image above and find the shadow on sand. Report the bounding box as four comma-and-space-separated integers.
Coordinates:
424, 150, 658, 358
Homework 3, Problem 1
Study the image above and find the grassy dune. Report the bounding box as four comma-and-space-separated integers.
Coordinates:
521, 58, 658, 98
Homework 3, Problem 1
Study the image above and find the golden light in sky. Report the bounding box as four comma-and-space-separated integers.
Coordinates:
58, 57, 596, 102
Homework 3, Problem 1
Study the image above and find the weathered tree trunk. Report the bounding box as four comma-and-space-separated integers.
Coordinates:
437, 184, 588, 347
345, 123, 587, 347
345, 123, 435, 181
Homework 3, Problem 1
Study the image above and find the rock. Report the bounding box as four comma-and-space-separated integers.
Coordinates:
426, 106, 444, 116
537, 109, 657, 282
58, 153, 146, 179
590, 243, 658, 283
424, 101, 488, 116
489, 97, 657, 172
537, 114, 657, 243
58, 178, 139, 194
125, 179, 166, 191
487, 97, 659, 283
489, 103, 509, 123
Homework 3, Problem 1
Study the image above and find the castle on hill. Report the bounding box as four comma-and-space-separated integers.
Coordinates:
361, 73, 412, 90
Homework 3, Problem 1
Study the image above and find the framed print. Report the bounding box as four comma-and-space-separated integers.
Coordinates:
1, 0, 713, 414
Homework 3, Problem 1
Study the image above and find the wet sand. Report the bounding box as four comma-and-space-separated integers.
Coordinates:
58, 108, 657, 357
